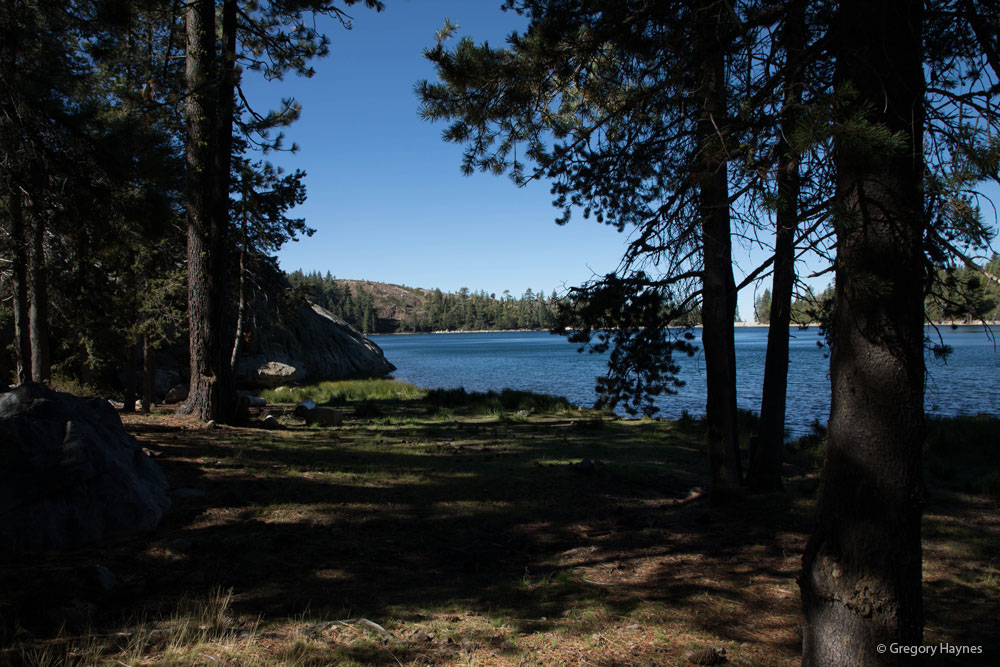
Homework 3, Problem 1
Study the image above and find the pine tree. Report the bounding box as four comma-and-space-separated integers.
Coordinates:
801, 1, 926, 659
180, 0, 383, 422
754, 289, 772, 325
419, 0, 770, 496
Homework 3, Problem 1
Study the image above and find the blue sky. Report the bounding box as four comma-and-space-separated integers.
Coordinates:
241, 1, 998, 322
243, 1, 639, 303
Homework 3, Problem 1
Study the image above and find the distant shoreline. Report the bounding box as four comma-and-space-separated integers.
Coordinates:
371, 321, 997, 336
372, 328, 552, 336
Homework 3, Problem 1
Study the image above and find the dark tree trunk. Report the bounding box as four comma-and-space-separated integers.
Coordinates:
230, 211, 248, 371
748, 0, 806, 492
142, 335, 154, 413
10, 192, 31, 384
800, 1, 925, 663
123, 344, 138, 413
180, 0, 230, 422
696, 6, 741, 501
27, 214, 50, 383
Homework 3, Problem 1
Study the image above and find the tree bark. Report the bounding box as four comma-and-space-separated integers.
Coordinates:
180, 0, 230, 422
142, 335, 154, 413
800, 1, 925, 663
749, 0, 806, 492
123, 344, 137, 413
27, 214, 50, 383
696, 5, 742, 501
230, 209, 248, 371
9, 191, 31, 385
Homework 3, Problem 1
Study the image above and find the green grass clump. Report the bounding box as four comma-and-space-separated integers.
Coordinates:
260, 378, 426, 405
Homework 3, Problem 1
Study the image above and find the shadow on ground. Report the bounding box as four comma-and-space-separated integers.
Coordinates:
1, 402, 995, 665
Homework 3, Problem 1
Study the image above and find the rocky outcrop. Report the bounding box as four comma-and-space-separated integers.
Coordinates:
0, 383, 171, 555
235, 303, 395, 388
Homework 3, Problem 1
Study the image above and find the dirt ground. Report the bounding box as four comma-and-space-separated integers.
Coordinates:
1, 405, 997, 665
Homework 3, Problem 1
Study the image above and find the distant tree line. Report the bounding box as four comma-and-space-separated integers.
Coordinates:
926, 254, 1000, 323
287, 271, 561, 333
756, 254, 1000, 325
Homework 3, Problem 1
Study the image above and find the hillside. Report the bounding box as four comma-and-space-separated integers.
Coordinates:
334, 279, 436, 323
286, 271, 559, 333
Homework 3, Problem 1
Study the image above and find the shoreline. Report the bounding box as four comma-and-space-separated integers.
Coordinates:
370, 321, 998, 335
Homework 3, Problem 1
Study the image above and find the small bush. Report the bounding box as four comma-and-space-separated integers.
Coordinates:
425, 386, 573, 415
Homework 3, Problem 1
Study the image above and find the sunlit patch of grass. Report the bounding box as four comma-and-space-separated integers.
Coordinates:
47, 374, 103, 399
0, 588, 251, 667
260, 378, 426, 405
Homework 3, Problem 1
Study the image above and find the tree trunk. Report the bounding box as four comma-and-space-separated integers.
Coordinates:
123, 344, 137, 413
230, 211, 248, 371
9, 191, 31, 385
180, 0, 229, 422
28, 214, 50, 383
800, 1, 925, 663
142, 335, 154, 413
696, 6, 741, 501
749, 0, 806, 492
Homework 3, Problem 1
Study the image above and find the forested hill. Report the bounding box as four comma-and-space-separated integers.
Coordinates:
286, 271, 559, 334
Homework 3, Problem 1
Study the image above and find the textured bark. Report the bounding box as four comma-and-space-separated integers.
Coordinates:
9, 191, 31, 384
696, 6, 741, 501
230, 213, 248, 371
180, 0, 229, 422
123, 344, 137, 413
141, 336, 153, 413
749, 1, 806, 492
28, 214, 50, 383
800, 1, 925, 664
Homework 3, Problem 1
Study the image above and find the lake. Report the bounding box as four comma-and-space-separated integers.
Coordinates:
370, 326, 1000, 434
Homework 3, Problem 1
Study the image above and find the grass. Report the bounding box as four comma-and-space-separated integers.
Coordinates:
258, 378, 427, 406
0, 383, 997, 666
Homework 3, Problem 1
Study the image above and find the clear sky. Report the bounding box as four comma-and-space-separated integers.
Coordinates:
240, 1, 998, 322
242, 1, 637, 302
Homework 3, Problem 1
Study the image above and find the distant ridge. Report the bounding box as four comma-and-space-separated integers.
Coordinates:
286, 272, 558, 333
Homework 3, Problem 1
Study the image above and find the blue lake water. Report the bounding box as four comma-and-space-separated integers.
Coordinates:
370, 326, 1000, 435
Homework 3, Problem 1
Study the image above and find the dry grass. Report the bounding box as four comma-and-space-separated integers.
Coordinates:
0, 390, 997, 666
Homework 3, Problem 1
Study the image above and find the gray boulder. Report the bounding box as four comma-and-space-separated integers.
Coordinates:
164, 384, 188, 404
234, 303, 395, 388
0, 383, 171, 555
253, 361, 303, 388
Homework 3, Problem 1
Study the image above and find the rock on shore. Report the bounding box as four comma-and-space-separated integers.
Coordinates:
234, 303, 395, 388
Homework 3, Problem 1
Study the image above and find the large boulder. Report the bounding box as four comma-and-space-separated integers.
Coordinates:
0, 383, 171, 555
234, 303, 395, 388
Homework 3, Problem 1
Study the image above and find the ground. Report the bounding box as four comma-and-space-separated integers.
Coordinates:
1, 384, 997, 666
